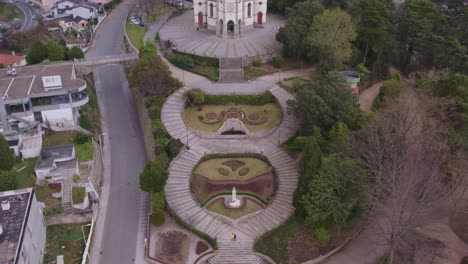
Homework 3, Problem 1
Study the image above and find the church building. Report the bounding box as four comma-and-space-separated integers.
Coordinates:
193, 0, 267, 37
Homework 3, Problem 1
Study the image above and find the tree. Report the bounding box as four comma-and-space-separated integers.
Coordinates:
0, 135, 15, 171
183, 88, 205, 106
68, 46, 84, 60
276, 1, 324, 59
356, 0, 389, 66
301, 153, 366, 227
26, 41, 47, 64
294, 129, 323, 216
151, 191, 165, 211
46, 41, 65, 61
288, 71, 366, 134
0, 170, 16, 191
139, 158, 168, 193
129, 54, 178, 96
307, 8, 357, 71
139, 40, 157, 58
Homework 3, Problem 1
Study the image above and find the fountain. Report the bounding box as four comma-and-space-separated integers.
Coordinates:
228, 187, 241, 208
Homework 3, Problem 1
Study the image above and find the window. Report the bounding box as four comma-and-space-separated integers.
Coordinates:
247, 3, 251, 17
210, 3, 213, 17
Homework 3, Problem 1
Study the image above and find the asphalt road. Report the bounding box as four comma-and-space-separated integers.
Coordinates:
6, 0, 38, 31
93, 64, 148, 264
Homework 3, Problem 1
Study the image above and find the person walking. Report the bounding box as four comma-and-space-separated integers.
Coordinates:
233, 234, 237, 240
230, 233, 235, 240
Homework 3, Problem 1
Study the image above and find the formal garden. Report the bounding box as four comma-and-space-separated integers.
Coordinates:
183, 89, 282, 133
191, 154, 275, 220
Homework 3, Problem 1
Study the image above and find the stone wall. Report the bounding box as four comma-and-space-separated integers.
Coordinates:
131, 88, 156, 161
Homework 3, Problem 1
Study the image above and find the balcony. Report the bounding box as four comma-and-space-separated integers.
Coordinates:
31, 91, 89, 111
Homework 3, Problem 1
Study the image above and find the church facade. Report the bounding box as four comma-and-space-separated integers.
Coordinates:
193, 0, 267, 37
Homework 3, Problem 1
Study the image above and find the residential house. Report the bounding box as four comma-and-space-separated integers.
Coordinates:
0, 52, 27, 68
49, 0, 99, 20
73, 16, 89, 31
0, 188, 46, 264
0, 64, 89, 134
66, 38, 87, 49
34, 144, 79, 181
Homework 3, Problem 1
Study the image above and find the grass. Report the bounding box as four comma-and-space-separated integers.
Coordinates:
165, 51, 219, 81
206, 198, 263, 219
72, 186, 86, 204
79, 74, 102, 134
126, 20, 147, 50
43, 131, 94, 161
43, 223, 91, 264
244, 67, 268, 80
0, 2, 23, 22
35, 185, 62, 208
194, 157, 271, 181
254, 216, 307, 264
184, 104, 281, 132
13, 158, 37, 188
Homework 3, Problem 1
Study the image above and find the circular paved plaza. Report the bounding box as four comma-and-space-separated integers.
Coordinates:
159, 11, 285, 58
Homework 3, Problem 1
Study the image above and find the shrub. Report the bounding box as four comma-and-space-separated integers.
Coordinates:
155, 32, 160, 41
202, 91, 276, 105
195, 241, 209, 254
272, 56, 284, 68
0, 170, 16, 191
167, 53, 195, 69
152, 119, 168, 139
252, 58, 262, 67
197, 105, 204, 111
238, 167, 250, 176
164, 139, 183, 159
217, 167, 229, 176
151, 192, 165, 211
372, 79, 404, 109
315, 226, 331, 247
0, 135, 15, 170
151, 208, 165, 226
184, 88, 205, 106
79, 114, 92, 130
68, 46, 84, 60
74, 133, 91, 144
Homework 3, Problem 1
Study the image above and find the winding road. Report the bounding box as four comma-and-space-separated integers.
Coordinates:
1, 0, 39, 31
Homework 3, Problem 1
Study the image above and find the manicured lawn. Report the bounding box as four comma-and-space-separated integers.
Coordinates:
0, 2, 23, 22
43, 131, 94, 161
72, 186, 86, 204
165, 51, 219, 81
184, 104, 281, 132
206, 198, 263, 219
126, 21, 147, 50
194, 157, 271, 181
13, 158, 37, 188
43, 223, 91, 264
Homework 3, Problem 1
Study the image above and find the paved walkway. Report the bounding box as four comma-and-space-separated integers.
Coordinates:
358, 82, 382, 112
159, 11, 285, 58
161, 83, 300, 263
219, 58, 246, 83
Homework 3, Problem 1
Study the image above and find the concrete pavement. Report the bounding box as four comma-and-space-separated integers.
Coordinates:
92, 64, 148, 264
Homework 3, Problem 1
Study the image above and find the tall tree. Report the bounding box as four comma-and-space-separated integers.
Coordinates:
307, 8, 357, 71
0, 135, 15, 171
139, 158, 168, 193
301, 153, 366, 227
26, 41, 47, 64
288, 71, 366, 134
356, 0, 389, 66
276, 1, 324, 59
0, 170, 16, 192
46, 41, 65, 61
68, 46, 84, 60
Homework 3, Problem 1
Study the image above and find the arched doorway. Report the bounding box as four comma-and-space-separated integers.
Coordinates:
210, 3, 213, 17
238, 19, 242, 34
219, 19, 223, 35
247, 3, 251, 17
198, 12, 203, 27
257, 12, 263, 25
227, 20, 234, 34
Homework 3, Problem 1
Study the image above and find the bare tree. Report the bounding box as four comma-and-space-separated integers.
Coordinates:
348, 95, 452, 263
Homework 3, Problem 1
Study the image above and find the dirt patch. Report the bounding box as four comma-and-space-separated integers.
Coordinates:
221, 160, 246, 171
288, 230, 320, 263
155, 231, 190, 264
191, 172, 275, 202
450, 207, 468, 242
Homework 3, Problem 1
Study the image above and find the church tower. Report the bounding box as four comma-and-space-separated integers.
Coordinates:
193, 0, 267, 38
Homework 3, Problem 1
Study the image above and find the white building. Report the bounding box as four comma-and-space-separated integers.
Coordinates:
193, 0, 267, 37
49, 0, 99, 20
34, 144, 79, 181
0, 188, 46, 264
0, 64, 89, 158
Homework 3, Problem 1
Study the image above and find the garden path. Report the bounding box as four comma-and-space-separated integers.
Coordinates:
161, 83, 299, 263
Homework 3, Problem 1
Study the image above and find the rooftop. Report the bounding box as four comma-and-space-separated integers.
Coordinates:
0, 64, 86, 102
0, 188, 32, 264
35, 144, 75, 170
0, 54, 25, 66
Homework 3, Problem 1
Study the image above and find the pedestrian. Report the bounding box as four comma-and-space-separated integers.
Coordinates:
197, 26, 199, 31
230, 233, 234, 240
233, 234, 237, 240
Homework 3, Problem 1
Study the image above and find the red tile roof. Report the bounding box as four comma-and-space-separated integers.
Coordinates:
0, 54, 25, 66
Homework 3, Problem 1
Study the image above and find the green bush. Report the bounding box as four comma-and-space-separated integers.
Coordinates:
372, 79, 404, 109
74, 133, 91, 144
200, 91, 276, 105
0, 170, 16, 191
252, 58, 262, 67
166, 53, 195, 69
152, 119, 168, 139
199, 191, 269, 206
155, 32, 160, 41
151, 192, 165, 211
164, 139, 183, 159
151, 208, 166, 226
272, 56, 284, 68
238, 167, 250, 176
184, 88, 205, 106
79, 114, 92, 130
0, 135, 15, 171
217, 167, 229, 176
315, 226, 331, 247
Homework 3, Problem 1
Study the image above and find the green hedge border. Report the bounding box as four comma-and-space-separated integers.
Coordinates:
200, 191, 269, 206
194, 91, 277, 106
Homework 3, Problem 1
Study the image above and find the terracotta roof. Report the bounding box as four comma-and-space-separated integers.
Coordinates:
0, 54, 25, 66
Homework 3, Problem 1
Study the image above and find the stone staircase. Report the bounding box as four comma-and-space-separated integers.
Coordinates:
267, 85, 301, 144
62, 177, 73, 213
208, 232, 263, 264
219, 57, 245, 83
160, 87, 200, 146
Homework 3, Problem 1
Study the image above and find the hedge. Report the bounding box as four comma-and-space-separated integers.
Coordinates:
202, 91, 276, 106
172, 212, 218, 249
